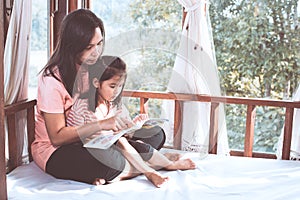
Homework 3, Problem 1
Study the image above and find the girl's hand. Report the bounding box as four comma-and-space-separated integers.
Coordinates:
132, 113, 149, 124
98, 111, 133, 132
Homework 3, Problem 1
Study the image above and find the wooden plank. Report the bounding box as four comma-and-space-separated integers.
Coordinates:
139, 98, 148, 114
210, 96, 300, 108
0, 0, 8, 198
123, 90, 211, 102
282, 107, 294, 160
7, 114, 22, 172
230, 150, 277, 159
68, 0, 78, 12
173, 100, 182, 149
244, 105, 256, 157
123, 90, 300, 109
49, 0, 67, 54
84, 0, 91, 9
27, 105, 36, 162
209, 102, 219, 154
4, 99, 36, 115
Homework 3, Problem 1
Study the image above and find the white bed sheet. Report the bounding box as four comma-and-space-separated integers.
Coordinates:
7, 150, 300, 200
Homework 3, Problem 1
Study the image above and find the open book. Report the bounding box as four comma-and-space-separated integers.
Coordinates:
83, 118, 168, 149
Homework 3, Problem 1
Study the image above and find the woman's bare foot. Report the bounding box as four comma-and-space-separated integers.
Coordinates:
93, 178, 106, 186
144, 171, 169, 188
164, 158, 196, 171
163, 152, 181, 161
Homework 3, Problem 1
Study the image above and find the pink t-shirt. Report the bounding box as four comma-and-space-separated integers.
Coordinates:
31, 69, 73, 171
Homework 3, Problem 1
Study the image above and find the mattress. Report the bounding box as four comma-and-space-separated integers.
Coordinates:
7, 150, 300, 200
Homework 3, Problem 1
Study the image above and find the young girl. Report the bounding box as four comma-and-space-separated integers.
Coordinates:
67, 56, 196, 187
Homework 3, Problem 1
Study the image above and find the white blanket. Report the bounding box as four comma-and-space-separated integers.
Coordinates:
7, 151, 300, 200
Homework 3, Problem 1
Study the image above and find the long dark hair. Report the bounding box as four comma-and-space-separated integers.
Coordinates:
41, 9, 105, 95
83, 56, 127, 112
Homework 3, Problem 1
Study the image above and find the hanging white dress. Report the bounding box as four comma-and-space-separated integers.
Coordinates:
276, 85, 300, 160
161, 0, 229, 155
4, 0, 32, 161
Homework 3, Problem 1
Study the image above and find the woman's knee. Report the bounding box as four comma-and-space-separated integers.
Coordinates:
87, 147, 126, 170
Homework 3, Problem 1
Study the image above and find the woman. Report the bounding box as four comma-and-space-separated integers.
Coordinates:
31, 9, 168, 185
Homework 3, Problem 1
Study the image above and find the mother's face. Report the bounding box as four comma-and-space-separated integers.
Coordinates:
78, 27, 103, 65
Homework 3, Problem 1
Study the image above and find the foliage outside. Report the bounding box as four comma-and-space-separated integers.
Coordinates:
210, 0, 300, 151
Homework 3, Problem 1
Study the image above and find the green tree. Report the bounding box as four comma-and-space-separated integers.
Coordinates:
124, 0, 182, 118
210, 0, 300, 151
211, 0, 300, 99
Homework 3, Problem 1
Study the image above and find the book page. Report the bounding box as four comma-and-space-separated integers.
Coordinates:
83, 118, 168, 149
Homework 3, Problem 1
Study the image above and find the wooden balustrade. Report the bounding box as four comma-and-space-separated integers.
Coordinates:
2, 91, 299, 171
1, 90, 299, 200
4, 99, 36, 172
123, 90, 300, 159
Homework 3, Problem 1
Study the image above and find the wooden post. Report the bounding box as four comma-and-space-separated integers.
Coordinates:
49, 0, 67, 55
27, 104, 36, 162
173, 100, 183, 149
244, 105, 256, 157
209, 102, 219, 154
68, 0, 78, 12
7, 113, 21, 171
140, 98, 149, 114
282, 107, 293, 160
0, 0, 8, 198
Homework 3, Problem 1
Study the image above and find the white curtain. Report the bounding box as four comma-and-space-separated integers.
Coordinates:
161, 0, 229, 155
4, 0, 32, 162
276, 86, 300, 160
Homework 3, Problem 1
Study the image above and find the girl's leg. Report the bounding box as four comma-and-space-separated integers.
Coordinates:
127, 137, 195, 171
132, 126, 182, 161
147, 149, 196, 171
116, 137, 169, 187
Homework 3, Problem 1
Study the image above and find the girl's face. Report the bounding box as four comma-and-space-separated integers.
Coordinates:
78, 27, 103, 65
95, 75, 125, 102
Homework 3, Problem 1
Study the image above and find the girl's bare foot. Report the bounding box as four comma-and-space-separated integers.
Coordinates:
144, 171, 169, 188
93, 178, 106, 185
164, 158, 196, 170
163, 152, 181, 161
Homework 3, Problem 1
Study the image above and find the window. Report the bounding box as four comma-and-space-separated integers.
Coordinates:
91, 0, 182, 118
28, 1, 300, 153
91, 0, 181, 92
29, 1, 48, 99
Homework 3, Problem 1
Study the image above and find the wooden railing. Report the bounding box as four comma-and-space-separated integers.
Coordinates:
4, 99, 36, 172
123, 90, 300, 160
1, 91, 300, 200
3, 91, 299, 171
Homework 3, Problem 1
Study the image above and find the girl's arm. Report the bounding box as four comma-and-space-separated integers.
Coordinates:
44, 112, 126, 146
